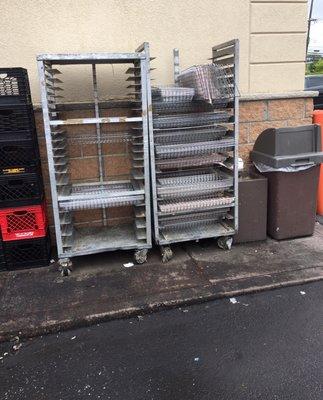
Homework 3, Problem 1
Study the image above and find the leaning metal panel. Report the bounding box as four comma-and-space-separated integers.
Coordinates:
37, 45, 152, 259
212, 39, 239, 232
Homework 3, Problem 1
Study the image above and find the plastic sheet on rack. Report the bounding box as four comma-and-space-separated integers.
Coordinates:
254, 161, 313, 173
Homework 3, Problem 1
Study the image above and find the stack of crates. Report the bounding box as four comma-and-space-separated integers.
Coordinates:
0, 68, 50, 270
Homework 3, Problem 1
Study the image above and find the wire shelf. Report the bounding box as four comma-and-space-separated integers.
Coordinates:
155, 153, 228, 171
64, 224, 148, 257
157, 185, 230, 199
157, 169, 233, 198
155, 138, 235, 159
60, 195, 144, 211
151, 123, 228, 133
158, 169, 232, 187
72, 182, 134, 194
160, 221, 234, 242
152, 100, 214, 115
153, 111, 230, 129
59, 182, 144, 211
152, 86, 195, 102
159, 195, 235, 214
154, 125, 226, 144
159, 210, 230, 233
158, 168, 219, 184
67, 132, 133, 144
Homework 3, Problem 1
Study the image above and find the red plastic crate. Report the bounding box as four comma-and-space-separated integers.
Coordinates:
0, 203, 47, 241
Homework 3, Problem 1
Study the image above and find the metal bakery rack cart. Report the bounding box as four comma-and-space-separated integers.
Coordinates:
149, 40, 239, 261
37, 43, 152, 273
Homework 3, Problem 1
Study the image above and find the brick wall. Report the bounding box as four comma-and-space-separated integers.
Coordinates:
35, 95, 315, 243
239, 97, 313, 166
34, 107, 135, 240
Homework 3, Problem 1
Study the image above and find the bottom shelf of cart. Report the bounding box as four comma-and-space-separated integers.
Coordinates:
61, 224, 150, 258
158, 222, 235, 245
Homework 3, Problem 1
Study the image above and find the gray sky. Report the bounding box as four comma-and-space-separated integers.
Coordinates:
309, 0, 323, 52
312, 0, 323, 18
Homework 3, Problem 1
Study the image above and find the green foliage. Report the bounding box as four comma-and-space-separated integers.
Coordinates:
306, 58, 323, 75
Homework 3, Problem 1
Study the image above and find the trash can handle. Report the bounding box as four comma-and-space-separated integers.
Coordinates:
290, 159, 315, 168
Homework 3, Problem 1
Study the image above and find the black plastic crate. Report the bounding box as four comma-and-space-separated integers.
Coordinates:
0, 170, 44, 207
0, 137, 40, 173
0, 68, 31, 105
0, 232, 51, 270
0, 240, 6, 271
0, 103, 37, 140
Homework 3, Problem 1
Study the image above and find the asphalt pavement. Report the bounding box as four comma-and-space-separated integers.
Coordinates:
1, 281, 323, 400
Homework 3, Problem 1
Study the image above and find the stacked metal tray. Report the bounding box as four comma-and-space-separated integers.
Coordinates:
148, 40, 239, 253
156, 168, 233, 199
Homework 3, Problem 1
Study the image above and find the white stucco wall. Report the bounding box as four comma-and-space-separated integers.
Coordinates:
0, 0, 308, 101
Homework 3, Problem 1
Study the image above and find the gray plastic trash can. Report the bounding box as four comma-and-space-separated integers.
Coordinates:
251, 124, 323, 240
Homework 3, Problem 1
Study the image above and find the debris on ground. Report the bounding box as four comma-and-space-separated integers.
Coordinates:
230, 297, 239, 304
123, 262, 134, 268
10, 335, 21, 351
13, 343, 22, 351
71, 336, 76, 340
300, 291, 306, 295
194, 357, 200, 362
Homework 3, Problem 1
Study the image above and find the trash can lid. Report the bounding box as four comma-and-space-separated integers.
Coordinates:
250, 124, 323, 169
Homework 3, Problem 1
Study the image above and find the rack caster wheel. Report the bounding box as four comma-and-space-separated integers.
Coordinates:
160, 246, 173, 263
58, 258, 73, 276
134, 249, 148, 264
217, 236, 233, 250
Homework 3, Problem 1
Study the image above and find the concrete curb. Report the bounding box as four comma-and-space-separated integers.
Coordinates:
1, 266, 323, 343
